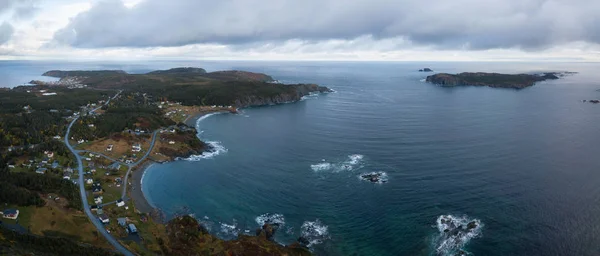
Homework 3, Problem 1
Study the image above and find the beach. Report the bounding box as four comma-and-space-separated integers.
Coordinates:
130, 161, 155, 214
132, 110, 232, 214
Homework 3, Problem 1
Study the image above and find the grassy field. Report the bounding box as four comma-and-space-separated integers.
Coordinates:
4, 200, 111, 248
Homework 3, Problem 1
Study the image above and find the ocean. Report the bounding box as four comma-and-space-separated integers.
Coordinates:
3, 60, 600, 255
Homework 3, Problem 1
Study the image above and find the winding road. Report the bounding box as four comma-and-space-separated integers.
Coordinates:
64, 92, 135, 256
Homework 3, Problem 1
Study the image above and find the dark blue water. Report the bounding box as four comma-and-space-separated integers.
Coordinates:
2, 60, 600, 255
140, 62, 600, 255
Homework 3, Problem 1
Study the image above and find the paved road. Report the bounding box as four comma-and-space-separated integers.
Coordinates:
64, 91, 134, 256
122, 129, 159, 199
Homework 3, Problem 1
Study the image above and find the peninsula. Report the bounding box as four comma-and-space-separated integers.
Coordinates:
1, 67, 330, 255
425, 72, 572, 89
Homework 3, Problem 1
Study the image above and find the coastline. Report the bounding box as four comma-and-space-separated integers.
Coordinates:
131, 160, 156, 214
133, 110, 232, 215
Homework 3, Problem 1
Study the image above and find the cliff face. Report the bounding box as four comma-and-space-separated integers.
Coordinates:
233, 84, 332, 108
426, 72, 563, 89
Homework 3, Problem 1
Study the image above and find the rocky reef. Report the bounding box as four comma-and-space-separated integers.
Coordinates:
359, 171, 388, 184
163, 216, 311, 256
426, 72, 570, 89
419, 68, 433, 72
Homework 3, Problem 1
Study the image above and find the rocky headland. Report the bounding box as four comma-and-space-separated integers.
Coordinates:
426, 72, 572, 89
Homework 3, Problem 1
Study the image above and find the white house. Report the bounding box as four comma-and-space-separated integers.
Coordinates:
94, 196, 103, 204
88, 124, 95, 127
132, 144, 142, 152
86, 179, 94, 184
98, 214, 109, 224
169, 141, 176, 145
106, 144, 113, 152
116, 199, 125, 207
78, 139, 85, 144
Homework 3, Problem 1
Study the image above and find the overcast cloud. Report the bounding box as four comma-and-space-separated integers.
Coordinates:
50, 0, 600, 51
0, 21, 13, 44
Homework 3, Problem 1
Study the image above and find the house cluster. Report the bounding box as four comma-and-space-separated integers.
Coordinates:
0, 209, 19, 219
117, 217, 138, 234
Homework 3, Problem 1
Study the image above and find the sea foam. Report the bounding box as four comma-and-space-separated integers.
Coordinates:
255, 213, 285, 227
300, 219, 330, 247
180, 141, 228, 161
310, 154, 365, 172
434, 215, 483, 256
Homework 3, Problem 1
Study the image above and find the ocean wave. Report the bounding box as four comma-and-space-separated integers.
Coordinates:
434, 215, 483, 256
195, 112, 222, 127
311, 154, 365, 172
300, 219, 329, 247
218, 220, 240, 238
301, 92, 320, 101
255, 213, 285, 227
180, 141, 228, 161
420, 78, 426, 82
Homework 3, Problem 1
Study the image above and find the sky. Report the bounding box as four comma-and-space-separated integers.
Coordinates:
0, 0, 599, 61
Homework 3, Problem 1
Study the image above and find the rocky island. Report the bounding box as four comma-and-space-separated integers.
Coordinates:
426, 72, 572, 89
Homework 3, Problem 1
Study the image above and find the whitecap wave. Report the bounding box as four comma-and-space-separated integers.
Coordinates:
300, 219, 329, 247
310, 162, 334, 172
218, 220, 240, 238
311, 154, 365, 172
358, 171, 389, 184
434, 215, 483, 256
255, 213, 285, 227
180, 141, 228, 161
420, 78, 426, 82
301, 92, 320, 101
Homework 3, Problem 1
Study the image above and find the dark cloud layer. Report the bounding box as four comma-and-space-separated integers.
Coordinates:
53, 0, 600, 50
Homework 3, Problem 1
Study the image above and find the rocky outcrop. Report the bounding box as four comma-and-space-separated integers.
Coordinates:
426, 72, 568, 89
164, 216, 311, 256
233, 84, 332, 108
419, 68, 433, 72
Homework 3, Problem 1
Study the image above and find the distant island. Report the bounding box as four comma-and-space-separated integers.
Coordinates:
426, 72, 574, 89
419, 68, 433, 72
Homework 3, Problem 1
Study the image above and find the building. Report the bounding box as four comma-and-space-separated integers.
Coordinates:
2, 209, 19, 219
169, 141, 176, 145
90, 205, 98, 211
86, 178, 94, 184
35, 168, 47, 174
106, 144, 113, 152
116, 199, 125, 207
127, 224, 137, 233
98, 214, 109, 224
117, 217, 127, 227
94, 195, 103, 204
132, 144, 142, 152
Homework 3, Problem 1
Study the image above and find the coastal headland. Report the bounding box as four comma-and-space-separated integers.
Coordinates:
1, 66, 331, 255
